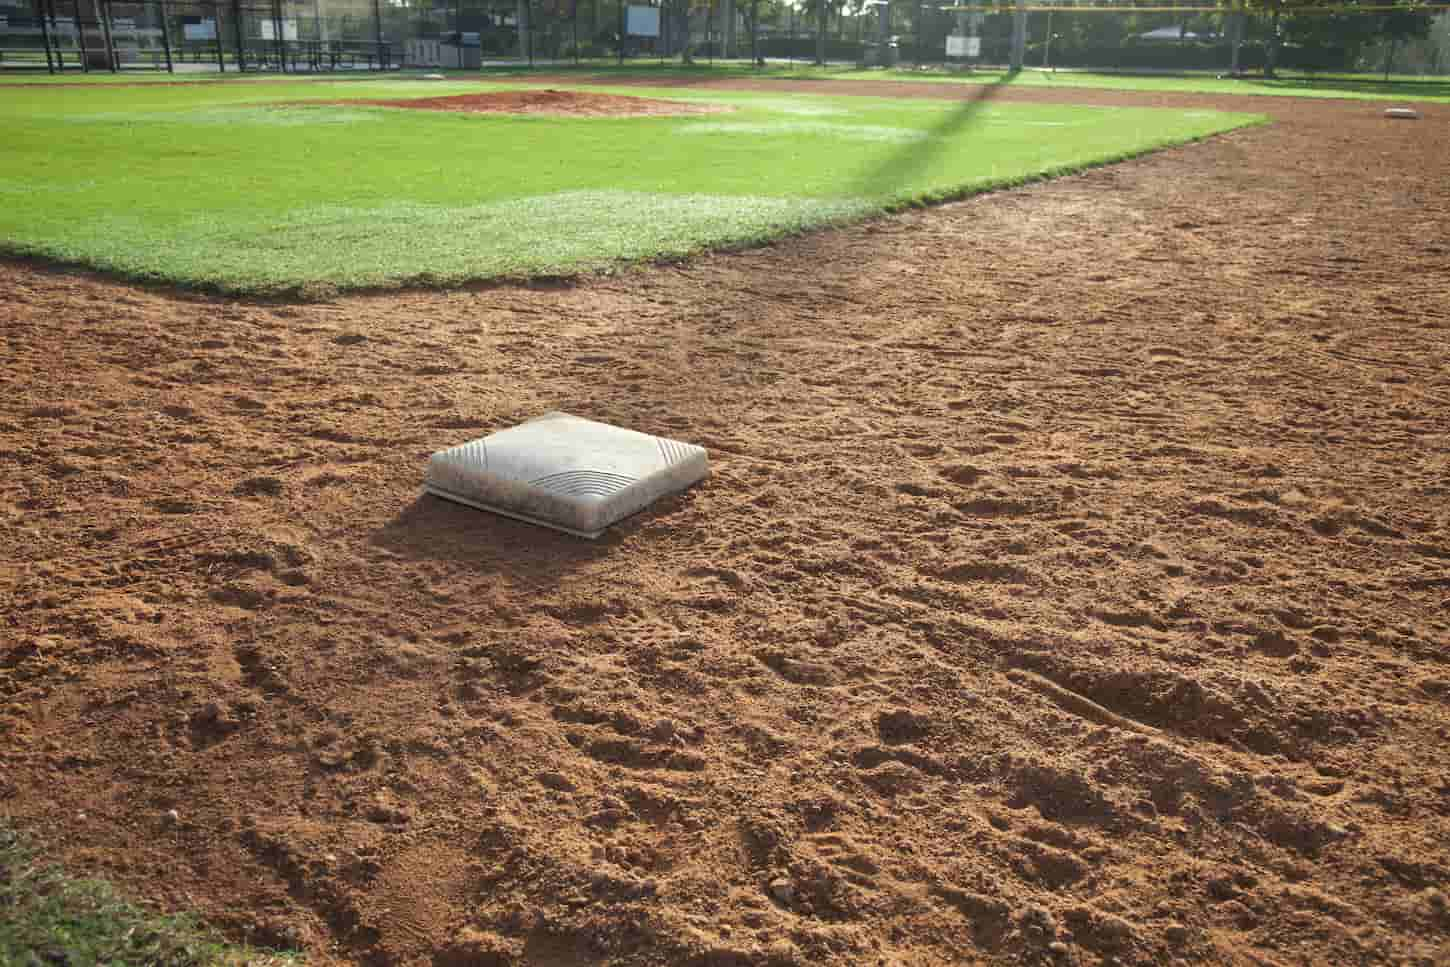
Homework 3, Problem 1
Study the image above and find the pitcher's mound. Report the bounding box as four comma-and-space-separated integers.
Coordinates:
363, 88, 730, 118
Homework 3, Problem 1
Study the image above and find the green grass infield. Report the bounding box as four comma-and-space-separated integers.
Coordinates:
1, 75, 1261, 293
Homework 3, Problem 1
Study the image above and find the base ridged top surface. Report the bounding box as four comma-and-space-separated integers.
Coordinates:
424, 412, 708, 538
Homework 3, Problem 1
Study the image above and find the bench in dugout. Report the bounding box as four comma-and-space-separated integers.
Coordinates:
240, 39, 391, 71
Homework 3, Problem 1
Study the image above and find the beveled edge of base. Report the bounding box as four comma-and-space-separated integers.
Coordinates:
423, 484, 605, 540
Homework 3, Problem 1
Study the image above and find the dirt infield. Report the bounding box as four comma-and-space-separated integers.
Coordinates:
2, 82, 1448, 967
355, 88, 732, 117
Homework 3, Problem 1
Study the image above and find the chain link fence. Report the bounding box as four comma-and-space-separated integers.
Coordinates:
4, 0, 1446, 76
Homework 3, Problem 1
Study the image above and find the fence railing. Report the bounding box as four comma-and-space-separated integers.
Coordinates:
7, 0, 1446, 76
0, 0, 397, 73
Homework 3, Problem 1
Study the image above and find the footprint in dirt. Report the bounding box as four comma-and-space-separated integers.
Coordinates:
235, 476, 284, 498
939, 464, 986, 487
875, 708, 933, 745
937, 562, 1033, 585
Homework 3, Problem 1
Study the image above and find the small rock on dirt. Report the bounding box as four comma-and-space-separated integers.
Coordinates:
538, 771, 577, 792
769, 876, 794, 904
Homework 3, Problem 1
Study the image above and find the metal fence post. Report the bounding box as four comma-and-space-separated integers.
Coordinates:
37, 0, 57, 72
158, 0, 175, 72
232, 0, 245, 70
212, 0, 224, 69
271, 0, 284, 70
1008, 0, 1024, 70
98, 0, 118, 71
371, 0, 382, 63
75, 0, 92, 71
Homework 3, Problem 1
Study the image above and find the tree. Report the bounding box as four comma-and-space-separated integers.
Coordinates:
1233, 0, 1432, 77
1377, 4, 1432, 76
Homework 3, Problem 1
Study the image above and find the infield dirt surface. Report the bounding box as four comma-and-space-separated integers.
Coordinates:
2, 80, 1448, 967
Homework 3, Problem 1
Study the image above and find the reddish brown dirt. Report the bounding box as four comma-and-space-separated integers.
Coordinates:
357, 88, 731, 117
2, 83, 1449, 967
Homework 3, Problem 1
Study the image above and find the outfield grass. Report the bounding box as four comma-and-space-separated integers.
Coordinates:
854, 65, 1450, 103
0, 821, 298, 966
475, 61, 1450, 103
10, 63, 1450, 102
0, 75, 1258, 292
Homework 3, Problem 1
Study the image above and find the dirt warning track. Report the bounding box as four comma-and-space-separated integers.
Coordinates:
1, 82, 1448, 966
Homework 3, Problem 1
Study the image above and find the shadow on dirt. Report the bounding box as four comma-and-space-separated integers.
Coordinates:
371, 493, 617, 579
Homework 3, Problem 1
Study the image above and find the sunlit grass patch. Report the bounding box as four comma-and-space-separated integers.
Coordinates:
60, 105, 386, 126
38, 191, 877, 290
677, 120, 932, 143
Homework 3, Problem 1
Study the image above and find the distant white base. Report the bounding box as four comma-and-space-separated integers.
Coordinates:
1384, 108, 1420, 120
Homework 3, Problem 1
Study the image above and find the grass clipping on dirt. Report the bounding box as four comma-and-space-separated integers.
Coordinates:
0, 78, 1261, 293
0, 821, 298, 966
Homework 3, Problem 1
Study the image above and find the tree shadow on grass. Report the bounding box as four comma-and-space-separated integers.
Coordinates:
851, 72, 1014, 201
